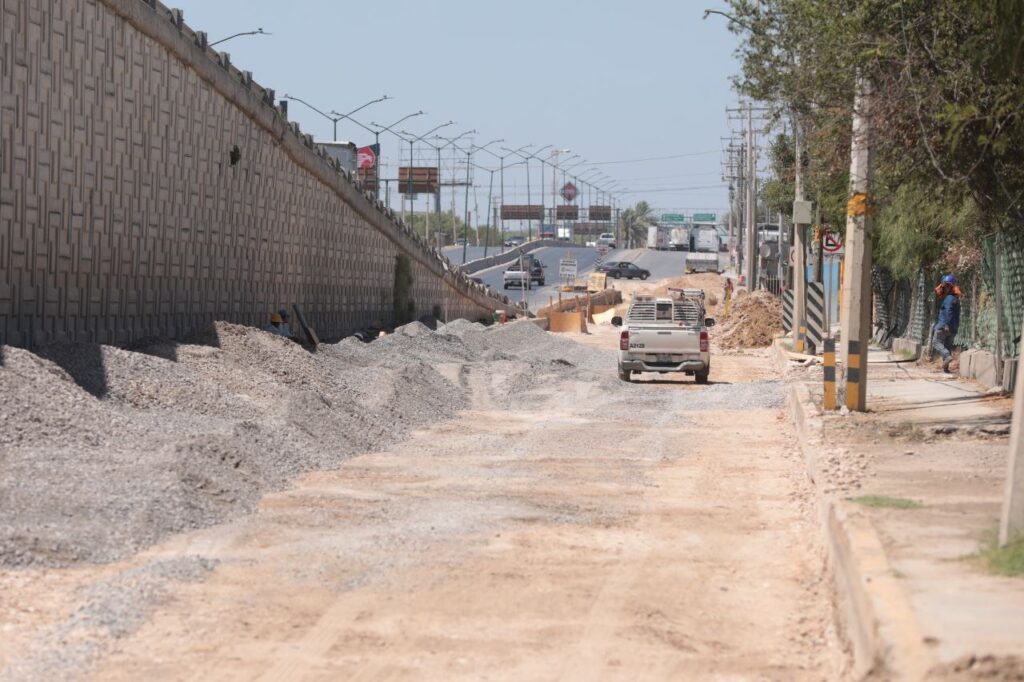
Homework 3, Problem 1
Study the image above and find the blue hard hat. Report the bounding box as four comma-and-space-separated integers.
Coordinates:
942, 274, 957, 285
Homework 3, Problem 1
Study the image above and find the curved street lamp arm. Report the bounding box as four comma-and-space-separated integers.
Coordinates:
210, 28, 269, 47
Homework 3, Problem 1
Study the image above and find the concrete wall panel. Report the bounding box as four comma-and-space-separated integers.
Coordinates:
1, 0, 514, 346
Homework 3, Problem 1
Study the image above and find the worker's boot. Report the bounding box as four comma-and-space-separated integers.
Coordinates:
942, 356, 952, 373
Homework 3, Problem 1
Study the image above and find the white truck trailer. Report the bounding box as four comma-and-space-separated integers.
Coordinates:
685, 225, 721, 273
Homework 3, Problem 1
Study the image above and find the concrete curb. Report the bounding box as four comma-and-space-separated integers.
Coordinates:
771, 341, 938, 680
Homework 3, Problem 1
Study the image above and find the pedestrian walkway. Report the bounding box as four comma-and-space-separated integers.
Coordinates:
783, 345, 1024, 674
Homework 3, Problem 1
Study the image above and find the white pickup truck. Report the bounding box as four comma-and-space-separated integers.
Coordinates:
612, 290, 714, 383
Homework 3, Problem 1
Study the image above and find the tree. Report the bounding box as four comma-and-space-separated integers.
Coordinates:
724, 0, 1024, 274
620, 201, 658, 248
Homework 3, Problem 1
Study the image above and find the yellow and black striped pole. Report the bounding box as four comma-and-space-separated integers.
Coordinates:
823, 337, 837, 410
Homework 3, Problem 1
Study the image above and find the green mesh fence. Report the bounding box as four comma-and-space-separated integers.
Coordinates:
874, 231, 1023, 359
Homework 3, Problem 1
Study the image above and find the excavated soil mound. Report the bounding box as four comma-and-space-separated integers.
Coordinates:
715, 289, 783, 349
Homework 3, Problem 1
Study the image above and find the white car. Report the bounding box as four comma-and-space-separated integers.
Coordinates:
597, 232, 616, 249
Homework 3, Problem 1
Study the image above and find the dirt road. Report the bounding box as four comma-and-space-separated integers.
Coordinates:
2, 326, 842, 681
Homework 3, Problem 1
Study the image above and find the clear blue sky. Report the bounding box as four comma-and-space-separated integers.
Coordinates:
173, 0, 739, 218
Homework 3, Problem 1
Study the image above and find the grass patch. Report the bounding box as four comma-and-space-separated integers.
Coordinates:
893, 348, 917, 361
974, 532, 1024, 577
850, 494, 923, 510
886, 421, 929, 442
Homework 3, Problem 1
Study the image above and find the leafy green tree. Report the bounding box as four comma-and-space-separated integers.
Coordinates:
620, 201, 658, 248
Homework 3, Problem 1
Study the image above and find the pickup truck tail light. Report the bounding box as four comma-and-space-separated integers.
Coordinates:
619, 330, 630, 351
699, 330, 709, 352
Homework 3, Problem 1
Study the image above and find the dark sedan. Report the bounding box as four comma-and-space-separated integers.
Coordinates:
603, 261, 650, 280
595, 260, 620, 273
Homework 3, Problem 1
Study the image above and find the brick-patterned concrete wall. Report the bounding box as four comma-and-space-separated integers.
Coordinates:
0, 0, 515, 346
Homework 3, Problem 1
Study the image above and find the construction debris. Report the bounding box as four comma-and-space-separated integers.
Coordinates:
715, 289, 784, 349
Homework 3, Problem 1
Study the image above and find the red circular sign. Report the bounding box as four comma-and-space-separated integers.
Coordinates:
357, 146, 376, 170
560, 182, 577, 202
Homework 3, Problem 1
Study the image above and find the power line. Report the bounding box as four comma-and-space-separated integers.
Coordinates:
587, 150, 721, 165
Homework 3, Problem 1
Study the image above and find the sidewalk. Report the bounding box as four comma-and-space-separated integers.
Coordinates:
777, 344, 1024, 679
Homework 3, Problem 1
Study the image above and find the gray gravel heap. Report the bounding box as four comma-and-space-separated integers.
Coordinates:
0, 320, 614, 568
0, 319, 775, 568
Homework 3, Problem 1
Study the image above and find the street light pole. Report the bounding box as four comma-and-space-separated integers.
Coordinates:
457, 138, 503, 263
399, 121, 454, 230
369, 111, 425, 212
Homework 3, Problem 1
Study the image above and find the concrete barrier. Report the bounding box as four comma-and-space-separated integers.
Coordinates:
458, 239, 565, 274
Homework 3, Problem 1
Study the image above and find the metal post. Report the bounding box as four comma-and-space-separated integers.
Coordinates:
744, 105, 756, 289
793, 119, 810, 353
500, 156, 505, 253
999, 315, 1024, 546
484, 169, 495, 257
463, 147, 471, 263
436, 146, 442, 226
525, 159, 532, 241
839, 75, 874, 412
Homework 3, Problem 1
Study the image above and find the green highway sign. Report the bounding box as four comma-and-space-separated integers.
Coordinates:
660, 213, 688, 223
692, 213, 717, 222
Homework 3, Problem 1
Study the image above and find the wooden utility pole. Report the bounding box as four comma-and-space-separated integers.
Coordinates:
792, 117, 810, 353
1000, 318, 1024, 546
839, 76, 873, 412
744, 104, 757, 289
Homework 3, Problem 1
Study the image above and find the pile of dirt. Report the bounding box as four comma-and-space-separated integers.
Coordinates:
715, 289, 784, 349
0, 319, 617, 567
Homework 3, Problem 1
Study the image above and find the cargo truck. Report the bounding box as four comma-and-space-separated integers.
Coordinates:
685, 225, 721, 273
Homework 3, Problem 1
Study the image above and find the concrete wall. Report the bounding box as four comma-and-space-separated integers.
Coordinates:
0, 0, 515, 346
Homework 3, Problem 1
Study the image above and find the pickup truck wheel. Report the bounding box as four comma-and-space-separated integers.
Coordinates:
695, 370, 710, 384
503, 283, 508, 290
618, 368, 631, 382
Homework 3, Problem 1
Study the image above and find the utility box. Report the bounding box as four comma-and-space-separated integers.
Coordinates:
793, 200, 814, 225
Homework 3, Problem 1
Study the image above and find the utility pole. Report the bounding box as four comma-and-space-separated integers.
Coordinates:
1000, 316, 1024, 546
744, 103, 757, 289
839, 75, 874, 412
792, 117, 811, 353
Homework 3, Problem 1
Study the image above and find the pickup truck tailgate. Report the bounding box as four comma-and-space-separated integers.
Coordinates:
627, 325, 701, 355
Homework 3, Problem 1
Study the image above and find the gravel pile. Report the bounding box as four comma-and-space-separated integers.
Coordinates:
0, 320, 617, 567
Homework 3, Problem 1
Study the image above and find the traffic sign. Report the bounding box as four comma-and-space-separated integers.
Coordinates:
559, 258, 578, 278
560, 182, 578, 202
692, 213, 716, 222
660, 213, 687, 223
357, 146, 376, 169
822, 229, 844, 254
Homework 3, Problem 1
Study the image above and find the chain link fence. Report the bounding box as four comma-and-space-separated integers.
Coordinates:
874, 232, 1024, 361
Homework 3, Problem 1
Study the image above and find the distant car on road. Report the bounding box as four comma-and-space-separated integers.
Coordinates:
502, 255, 546, 289
454, 238, 467, 247
597, 232, 617, 249
603, 261, 650, 280
504, 236, 525, 247
539, 230, 556, 239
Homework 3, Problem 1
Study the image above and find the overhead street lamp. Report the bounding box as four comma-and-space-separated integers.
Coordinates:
458, 138, 504, 263
485, 144, 532, 251
209, 27, 270, 47
281, 94, 390, 142
370, 111, 426, 209
399, 120, 455, 228
500, 144, 538, 241
434, 130, 478, 247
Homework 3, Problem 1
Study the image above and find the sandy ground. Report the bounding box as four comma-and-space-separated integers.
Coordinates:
1, 322, 845, 680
